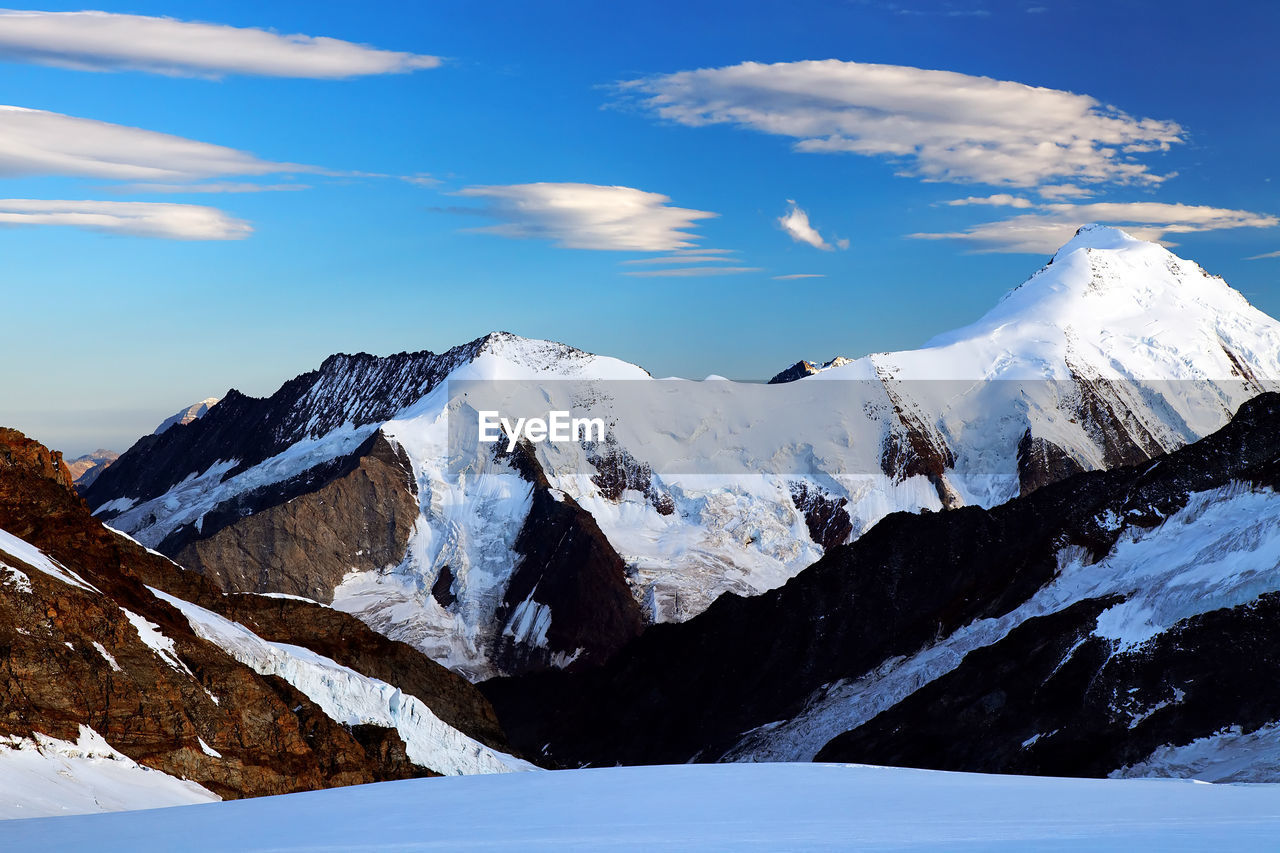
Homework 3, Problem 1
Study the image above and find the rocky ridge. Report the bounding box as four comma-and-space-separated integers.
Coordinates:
0, 428, 523, 805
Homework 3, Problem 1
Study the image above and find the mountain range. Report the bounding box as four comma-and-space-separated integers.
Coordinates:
6, 225, 1280, 818
85, 226, 1280, 682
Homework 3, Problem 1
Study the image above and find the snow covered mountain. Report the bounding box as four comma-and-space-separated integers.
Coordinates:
86, 226, 1280, 681
65, 448, 119, 490
153, 398, 219, 435
486, 391, 1280, 782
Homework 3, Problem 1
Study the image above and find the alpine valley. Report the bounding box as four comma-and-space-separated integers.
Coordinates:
8, 226, 1280, 821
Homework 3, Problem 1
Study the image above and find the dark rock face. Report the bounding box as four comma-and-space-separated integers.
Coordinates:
1016, 430, 1086, 496
432, 566, 458, 608
1065, 368, 1168, 469
877, 379, 959, 508
493, 442, 644, 675
0, 428, 516, 797
481, 393, 1280, 772
789, 482, 852, 551
171, 432, 418, 603
817, 593, 1280, 778
588, 444, 674, 516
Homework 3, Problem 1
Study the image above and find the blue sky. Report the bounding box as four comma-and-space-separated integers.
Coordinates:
1, 0, 1277, 455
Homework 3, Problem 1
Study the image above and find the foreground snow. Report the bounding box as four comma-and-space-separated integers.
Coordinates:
0, 727, 216, 820
4, 763, 1280, 851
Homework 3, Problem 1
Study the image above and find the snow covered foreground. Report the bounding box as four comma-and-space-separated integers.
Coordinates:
5, 763, 1280, 851
0, 727, 217, 821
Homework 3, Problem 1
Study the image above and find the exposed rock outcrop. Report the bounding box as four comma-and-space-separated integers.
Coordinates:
789, 483, 852, 551
0, 427, 74, 490
493, 441, 645, 675
1016, 430, 1086, 497
171, 432, 418, 603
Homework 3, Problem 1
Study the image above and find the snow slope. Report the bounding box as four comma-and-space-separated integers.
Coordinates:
1115, 722, 1280, 784
0, 526, 98, 592
96, 227, 1280, 679
0, 727, 217, 820
4, 763, 1280, 851
151, 588, 533, 776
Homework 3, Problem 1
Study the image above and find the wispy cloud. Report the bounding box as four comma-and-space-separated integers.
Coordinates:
1247, 250, 1280, 260
0, 105, 302, 181
943, 194, 1033, 208
0, 10, 439, 78
618, 60, 1183, 188
455, 182, 716, 251
622, 250, 737, 265
910, 201, 1279, 253
774, 273, 826, 279
624, 266, 760, 277
0, 199, 251, 239
108, 181, 309, 194
779, 200, 842, 250
1036, 184, 1095, 200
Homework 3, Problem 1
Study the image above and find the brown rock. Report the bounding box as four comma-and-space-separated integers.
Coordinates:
0, 427, 74, 491
174, 432, 418, 602
0, 428, 492, 799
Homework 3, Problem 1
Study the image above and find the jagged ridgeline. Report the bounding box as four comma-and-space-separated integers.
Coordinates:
86, 227, 1280, 687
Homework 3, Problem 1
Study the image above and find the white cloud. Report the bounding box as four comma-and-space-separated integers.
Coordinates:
618, 60, 1183, 188
624, 266, 760, 277
108, 181, 309, 193
0, 199, 251, 239
1037, 184, 1095, 200
0, 10, 439, 78
455, 182, 717, 251
944, 194, 1033, 208
0, 105, 301, 180
779, 200, 840, 250
774, 273, 826, 279
910, 201, 1279, 253
1247, 250, 1280, 260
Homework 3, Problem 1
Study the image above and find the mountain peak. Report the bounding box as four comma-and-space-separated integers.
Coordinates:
1051, 223, 1147, 261
154, 397, 220, 435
